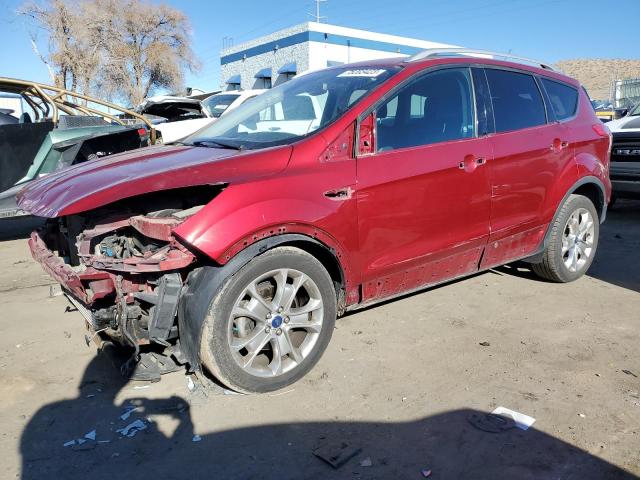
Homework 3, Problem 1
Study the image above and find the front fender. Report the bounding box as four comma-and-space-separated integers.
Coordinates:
177, 234, 343, 373
172, 159, 359, 286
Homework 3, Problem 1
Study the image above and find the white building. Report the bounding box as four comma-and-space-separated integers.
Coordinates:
220, 22, 457, 91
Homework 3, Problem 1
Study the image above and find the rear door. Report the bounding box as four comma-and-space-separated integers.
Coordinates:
480, 67, 574, 268
356, 67, 492, 302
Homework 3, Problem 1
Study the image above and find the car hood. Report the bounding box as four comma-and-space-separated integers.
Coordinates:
607, 115, 640, 133
17, 143, 293, 218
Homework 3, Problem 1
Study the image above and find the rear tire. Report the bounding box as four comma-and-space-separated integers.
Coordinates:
199, 246, 336, 394
532, 194, 599, 283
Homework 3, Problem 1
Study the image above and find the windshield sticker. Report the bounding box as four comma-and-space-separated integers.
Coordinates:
338, 69, 387, 78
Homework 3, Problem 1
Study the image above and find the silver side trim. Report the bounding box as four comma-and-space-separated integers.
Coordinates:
406, 48, 555, 71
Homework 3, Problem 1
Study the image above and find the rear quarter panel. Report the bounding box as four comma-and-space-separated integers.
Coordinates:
566, 88, 612, 205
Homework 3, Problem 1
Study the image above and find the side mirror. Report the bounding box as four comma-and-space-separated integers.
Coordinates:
358, 112, 375, 156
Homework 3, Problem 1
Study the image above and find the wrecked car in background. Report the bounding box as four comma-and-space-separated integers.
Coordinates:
137, 90, 265, 144
19, 49, 611, 393
0, 77, 155, 219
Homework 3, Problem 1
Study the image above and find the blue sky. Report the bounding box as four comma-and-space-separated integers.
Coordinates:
1, 0, 639, 93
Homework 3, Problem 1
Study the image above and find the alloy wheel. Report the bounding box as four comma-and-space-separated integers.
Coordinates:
561, 207, 594, 273
227, 268, 324, 378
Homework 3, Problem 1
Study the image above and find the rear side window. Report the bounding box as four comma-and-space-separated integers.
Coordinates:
541, 78, 579, 120
485, 69, 546, 133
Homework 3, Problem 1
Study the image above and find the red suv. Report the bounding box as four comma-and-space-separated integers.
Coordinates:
19, 49, 611, 393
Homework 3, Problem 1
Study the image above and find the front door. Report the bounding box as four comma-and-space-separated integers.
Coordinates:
356, 67, 492, 303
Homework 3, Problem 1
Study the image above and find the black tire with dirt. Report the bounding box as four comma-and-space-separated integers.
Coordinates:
532, 194, 599, 283
199, 246, 337, 394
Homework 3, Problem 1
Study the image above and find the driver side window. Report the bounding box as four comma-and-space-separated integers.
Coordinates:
376, 68, 475, 152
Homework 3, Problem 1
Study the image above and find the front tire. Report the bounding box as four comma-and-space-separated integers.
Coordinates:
532, 194, 599, 283
199, 246, 337, 393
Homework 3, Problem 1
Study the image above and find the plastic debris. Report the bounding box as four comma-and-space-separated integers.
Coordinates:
578, 413, 586, 418
117, 419, 147, 438
120, 405, 140, 421
313, 442, 362, 469
192, 434, 202, 442
85, 394, 96, 398
72, 441, 97, 451
421, 469, 432, 478
84, 430, 96, 441
622, 369, 638, 378
468, 412, 515, 433
492, 406, 536, 430
133, 385, 151, 390
360, 457, 372, 467
187, 376, 196, 391
63, 440, 76, 447
479, 341, 491, 347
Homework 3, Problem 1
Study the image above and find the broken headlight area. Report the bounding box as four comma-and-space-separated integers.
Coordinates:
28, 207, 204, 368
77, 213, 196, 273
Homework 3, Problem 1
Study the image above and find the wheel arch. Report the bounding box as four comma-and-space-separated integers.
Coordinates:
177, 233, 347, 374
527, 176, 606, 264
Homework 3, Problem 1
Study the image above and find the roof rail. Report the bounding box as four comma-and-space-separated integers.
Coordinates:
406, 48, 556, 71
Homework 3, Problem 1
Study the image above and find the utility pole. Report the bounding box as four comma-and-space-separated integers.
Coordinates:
309, 0, 327, 23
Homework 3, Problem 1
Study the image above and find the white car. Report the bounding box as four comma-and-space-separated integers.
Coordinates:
606, 103, 640, 200
138, 90, 265, 144
201, 90, 265, 119
606, 102, 640, 133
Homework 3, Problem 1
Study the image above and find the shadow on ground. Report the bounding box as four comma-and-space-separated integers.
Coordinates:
20, 348, 636, 480
588, 199, 640, 293
0, 216, 45, 241
495, 199, 640, 293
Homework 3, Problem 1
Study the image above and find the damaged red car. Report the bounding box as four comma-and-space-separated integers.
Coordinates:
19, 49, 611, 393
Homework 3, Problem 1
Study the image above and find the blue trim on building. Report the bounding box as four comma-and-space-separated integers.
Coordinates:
254, 67, 272, 78
278, 62, 297, 74
225, 74, 241, 84
221, 31, 310, 65
220, 30, 425, 65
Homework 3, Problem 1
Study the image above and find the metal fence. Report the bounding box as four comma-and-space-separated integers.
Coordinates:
612, 78, 640, 108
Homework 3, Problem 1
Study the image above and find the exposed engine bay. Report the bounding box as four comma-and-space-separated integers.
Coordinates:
29, 185, 223, 380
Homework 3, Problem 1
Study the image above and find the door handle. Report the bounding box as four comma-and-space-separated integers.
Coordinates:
323, 186, 354, 201
459, 156, 486, 172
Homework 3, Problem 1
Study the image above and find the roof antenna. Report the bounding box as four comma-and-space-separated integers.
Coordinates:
309, 0, 327, 23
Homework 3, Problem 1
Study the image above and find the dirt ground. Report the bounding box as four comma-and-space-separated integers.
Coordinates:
0, 201, 639, 480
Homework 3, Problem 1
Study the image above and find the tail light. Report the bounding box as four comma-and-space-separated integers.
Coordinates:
592, 123, 609, 138
592, 123, 613, 157
137, 127, 148, 136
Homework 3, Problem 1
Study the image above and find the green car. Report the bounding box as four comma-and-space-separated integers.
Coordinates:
0, 78, 155, 220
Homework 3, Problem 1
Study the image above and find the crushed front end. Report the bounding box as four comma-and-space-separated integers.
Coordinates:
27, 190, 218, 381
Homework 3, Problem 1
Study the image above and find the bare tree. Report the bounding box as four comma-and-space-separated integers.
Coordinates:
20, 0, 85, 89
103, 0, 200, 105
18, 0, 200, 105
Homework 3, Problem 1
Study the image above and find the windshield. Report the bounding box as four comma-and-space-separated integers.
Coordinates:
186, 66, 401, 150
202, 94, 240, 118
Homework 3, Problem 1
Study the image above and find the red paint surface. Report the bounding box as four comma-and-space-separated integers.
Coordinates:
21, 56, 611, 309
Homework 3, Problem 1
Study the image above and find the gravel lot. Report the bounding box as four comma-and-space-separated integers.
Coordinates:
1, 201, 639, 479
